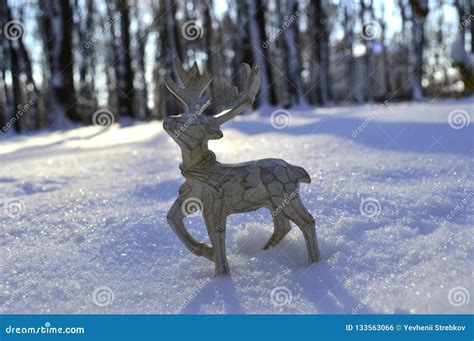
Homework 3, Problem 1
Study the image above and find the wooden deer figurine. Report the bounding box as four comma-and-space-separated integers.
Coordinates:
164, 57, 320, 276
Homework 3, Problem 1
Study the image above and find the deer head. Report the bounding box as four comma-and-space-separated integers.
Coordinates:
163, 57, 261, 151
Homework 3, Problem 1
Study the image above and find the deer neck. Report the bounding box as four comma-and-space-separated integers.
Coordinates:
180, 142, 217, 169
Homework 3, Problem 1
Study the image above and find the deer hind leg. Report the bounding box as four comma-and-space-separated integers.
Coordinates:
263, 213, 291, 250
283, 196, 321, 264
167, 199, 214, 262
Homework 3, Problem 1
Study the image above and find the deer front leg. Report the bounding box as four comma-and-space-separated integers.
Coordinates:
203, 200, 230, 276
207, 224, 230, 276
167, 199, 214, 261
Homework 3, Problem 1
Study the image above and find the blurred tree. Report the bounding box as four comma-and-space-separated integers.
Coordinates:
311, 0, 330, 104
1, 0, 23, 132
76, 0, 97, 118
0, 0, 471, 134
40, 0, 78, 126
360, 0, 374, 102
282, 0, 304, 105
409, 0, 429, 101
116, 0, 135, 118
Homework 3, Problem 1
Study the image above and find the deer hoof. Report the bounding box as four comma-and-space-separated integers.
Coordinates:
214, 266, 230, 277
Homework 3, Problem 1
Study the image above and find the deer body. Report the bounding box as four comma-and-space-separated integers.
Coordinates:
181, 159, 309, 214
164, 58, 320, 275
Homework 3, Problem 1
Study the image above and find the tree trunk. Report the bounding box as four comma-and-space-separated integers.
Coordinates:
409, 0, 429, 101
282, 0, 304, 106
134, 6, 150, 120
251, 0, 277, 106
41, 0, 78, 127
312, 0, 330, 104
380, 2, 392, 99
2, 1, 23, 132
116, 0, 135, 118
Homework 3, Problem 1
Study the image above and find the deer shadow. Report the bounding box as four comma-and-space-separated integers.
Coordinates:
132, 179, 181, 202
227, 115, 474, 156
179, 276, 245, 314
0, 127, 111, 157
291, 261, 374, 314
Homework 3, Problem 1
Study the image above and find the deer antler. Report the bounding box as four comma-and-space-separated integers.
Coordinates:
212, 64, 260, 126
165, 56, 212, 113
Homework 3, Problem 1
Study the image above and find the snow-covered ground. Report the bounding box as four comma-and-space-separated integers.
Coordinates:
0, 98, 473, 314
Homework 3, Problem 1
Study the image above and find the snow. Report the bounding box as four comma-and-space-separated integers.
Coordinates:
0, 98, 473, 314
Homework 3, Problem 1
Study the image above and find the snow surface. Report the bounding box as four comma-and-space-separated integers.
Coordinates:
0, 99, 473, 314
